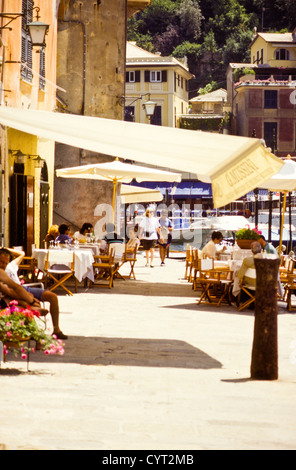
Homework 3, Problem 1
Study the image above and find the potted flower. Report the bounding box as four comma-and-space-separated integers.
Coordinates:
235, 227, 262, 249
0, 301, 65, 362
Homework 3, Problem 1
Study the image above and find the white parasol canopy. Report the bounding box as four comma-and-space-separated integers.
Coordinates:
259, 156, 296, 253
56, 159, 181, 221
120, 184, 163, 204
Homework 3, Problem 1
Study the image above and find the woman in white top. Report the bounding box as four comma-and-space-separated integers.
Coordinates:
139, 209, 161, 268
201, 231, 226, 259
73, 222, 93, 241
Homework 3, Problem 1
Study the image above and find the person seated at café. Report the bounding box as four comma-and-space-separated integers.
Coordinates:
73, 222, 94, 241
103, 223, 124, 245
236, 241, 262, 308
258, 235, 278, 256
0, 247, 68, 340
126, 225, 140, 253
43, 224, 59, 247
55, 223, 73, 245
201, 231, 226, 260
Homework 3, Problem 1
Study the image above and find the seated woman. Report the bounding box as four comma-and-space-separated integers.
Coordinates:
201, 230, 226, 260
126, 225, 140, 258
55, 224, 73, 245
43, 224, 59, 247
73, 222, 94, 241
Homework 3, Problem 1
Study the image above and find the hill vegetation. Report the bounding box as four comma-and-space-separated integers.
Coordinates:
127, 0, 295, 96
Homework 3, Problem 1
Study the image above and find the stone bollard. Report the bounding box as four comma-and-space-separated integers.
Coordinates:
251, 256, 280, 380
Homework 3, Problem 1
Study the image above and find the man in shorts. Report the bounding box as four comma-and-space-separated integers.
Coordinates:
0, 248, 67, 340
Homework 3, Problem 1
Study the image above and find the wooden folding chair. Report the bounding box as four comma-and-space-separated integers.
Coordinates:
119, 244, 138, 280
237, 268, 256, 311
44, 251, 77, 296
184, 244, 193, 281
192, 248, 200, 291
196, 259, 233, 307
18, 256, 39, 282
90, 248, 115, 288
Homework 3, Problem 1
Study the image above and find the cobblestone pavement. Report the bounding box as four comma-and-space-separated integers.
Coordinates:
0, 252, 296, 450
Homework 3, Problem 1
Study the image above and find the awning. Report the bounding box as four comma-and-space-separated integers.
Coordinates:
130, 181, 212, 198
0, 106, 283, 208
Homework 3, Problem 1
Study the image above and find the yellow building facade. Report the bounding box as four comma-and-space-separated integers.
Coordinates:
227, 29, 296, 158
125, 42, 193, 127
0, 0, 58, 253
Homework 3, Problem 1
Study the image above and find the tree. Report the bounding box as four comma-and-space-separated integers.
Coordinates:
177, 0, 203, 41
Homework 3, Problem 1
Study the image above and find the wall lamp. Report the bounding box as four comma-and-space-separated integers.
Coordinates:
0, 6, 49, 47
9, 149, 45, 168
120, 93, 157, 122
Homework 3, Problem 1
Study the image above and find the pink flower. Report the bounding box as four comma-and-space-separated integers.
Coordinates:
6, 331, 11, 338
6, 322, 11, 327
21, 353, 27, 360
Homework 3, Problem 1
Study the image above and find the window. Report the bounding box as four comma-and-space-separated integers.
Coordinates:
144, 70, 167, 83
264, 90, 277, 109
21, 0, 33, 82
275, 48, 290, 60
124, 106, 135, 122
150, 71, 161, 82
151, 105, 161, 126
264, 122, 277, 150
126, 70, 140, 83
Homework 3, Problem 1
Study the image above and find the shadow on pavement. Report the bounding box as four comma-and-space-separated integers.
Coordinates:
17, 336, 223, 370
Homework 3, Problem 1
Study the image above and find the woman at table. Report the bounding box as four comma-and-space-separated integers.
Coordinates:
139, 208, 161, 268
201, 231, 226, 260
55, 224, 73, 245
43, 225, 59, 247
73, 222, 94, 242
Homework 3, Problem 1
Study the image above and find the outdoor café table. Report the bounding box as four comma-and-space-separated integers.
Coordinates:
32, 248, 95, 283
74, 242, 104, 256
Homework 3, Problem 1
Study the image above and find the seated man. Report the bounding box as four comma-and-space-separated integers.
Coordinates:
0, 248, 67, 340
102, 223, 125, 264
258, 235, 278, 256
201, 230, 226, 259
236, 241, 262, 308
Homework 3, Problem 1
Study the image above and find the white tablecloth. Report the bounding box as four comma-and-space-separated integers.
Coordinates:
32, 248, 95, 282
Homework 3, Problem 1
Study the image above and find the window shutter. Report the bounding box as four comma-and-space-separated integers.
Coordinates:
126, 71, 129, 83
161, 70, 167, 82
135, 70, 140, 82
145, 70, 150, 82
39, 48, 46, 90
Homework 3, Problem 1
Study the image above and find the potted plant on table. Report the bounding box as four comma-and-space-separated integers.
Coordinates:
0, 301, 65, 362
235, 227, 261, 249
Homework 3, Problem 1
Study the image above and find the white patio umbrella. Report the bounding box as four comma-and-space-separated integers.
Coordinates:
56, 159, 181, 221
259, 155, 296, 253
120, 184, 163, 204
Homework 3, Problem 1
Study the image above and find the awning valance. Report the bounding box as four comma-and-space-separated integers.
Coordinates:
0, 106, 283, 208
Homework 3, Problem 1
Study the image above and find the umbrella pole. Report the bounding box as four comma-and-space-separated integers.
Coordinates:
112, 179, 118, 224
279, 191, 287, 255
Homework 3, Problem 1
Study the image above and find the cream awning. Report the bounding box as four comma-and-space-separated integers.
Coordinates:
0, 106, 283, 208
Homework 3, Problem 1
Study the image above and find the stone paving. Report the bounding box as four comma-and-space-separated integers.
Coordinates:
0, 251, 296, 450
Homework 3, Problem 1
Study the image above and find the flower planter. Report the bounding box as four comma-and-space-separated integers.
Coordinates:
236, 239, 255, 249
